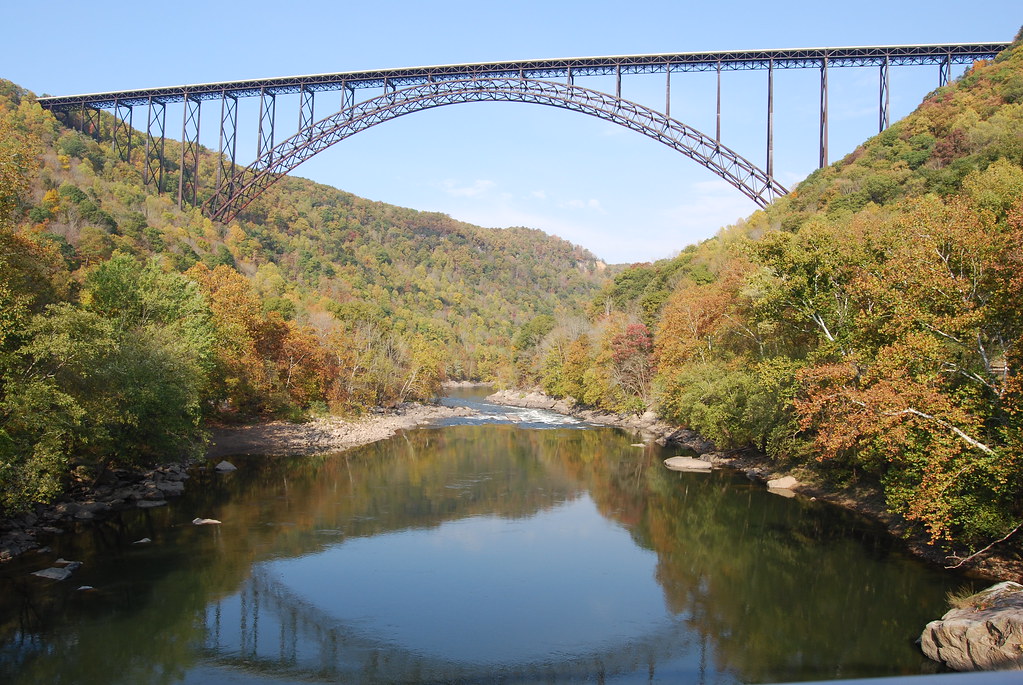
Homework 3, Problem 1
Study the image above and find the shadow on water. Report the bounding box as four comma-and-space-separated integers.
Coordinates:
0, 391, 974, 684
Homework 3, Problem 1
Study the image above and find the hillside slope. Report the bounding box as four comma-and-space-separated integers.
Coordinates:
0, 77, 607, 513
518, 29, 1023, 556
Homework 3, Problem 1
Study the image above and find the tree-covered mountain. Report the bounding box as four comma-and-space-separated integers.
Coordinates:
517, 29, 1023, 554
0, 77, 608, 513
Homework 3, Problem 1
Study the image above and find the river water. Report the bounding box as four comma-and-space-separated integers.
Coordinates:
0, 388, 972, 684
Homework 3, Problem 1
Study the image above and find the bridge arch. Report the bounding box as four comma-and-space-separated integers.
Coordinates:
205, 77, 787, 222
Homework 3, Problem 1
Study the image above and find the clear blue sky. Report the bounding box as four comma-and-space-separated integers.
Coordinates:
3, 1, 1020, 263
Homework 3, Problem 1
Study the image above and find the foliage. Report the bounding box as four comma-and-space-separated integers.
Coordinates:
0, 75, 610, 514
515, 38, 1023, 551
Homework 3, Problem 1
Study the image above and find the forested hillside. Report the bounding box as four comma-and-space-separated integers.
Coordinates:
518, 30, 1023, 553
0, 78, 607, 513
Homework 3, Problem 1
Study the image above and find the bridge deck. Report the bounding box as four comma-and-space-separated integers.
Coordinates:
37, 43, 1009, 110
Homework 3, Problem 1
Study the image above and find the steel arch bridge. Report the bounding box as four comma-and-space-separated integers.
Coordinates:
37, 42, 1009, 224
205, 77, 786, 222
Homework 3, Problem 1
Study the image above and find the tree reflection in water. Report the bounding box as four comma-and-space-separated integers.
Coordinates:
0, 415, 970, 684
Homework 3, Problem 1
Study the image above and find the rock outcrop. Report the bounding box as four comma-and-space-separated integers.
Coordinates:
0, 463, 192, 561
663, 456, 713, 472
920, 581, 1023, 671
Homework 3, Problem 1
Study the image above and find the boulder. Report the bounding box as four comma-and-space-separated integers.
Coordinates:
156, 480, 186, 496
215, 460, 237, 472
920, 581, 1023, 671
663, 456, 713, 472
767, 475, 800, 491
32, 567, 72, 581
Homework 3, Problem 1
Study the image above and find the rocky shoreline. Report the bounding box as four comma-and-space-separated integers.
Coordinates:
485, 388, 1023, 583
0, 402, 475, 563
485, 389, 717, 452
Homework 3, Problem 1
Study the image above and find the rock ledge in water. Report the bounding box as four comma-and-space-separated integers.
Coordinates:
767, 475, 800, 490
920, 581, 1023, 671
663, 456, 713, 472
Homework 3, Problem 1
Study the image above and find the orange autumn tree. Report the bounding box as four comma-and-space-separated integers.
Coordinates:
186, 263, 329, 415
792, 182, 1023, 543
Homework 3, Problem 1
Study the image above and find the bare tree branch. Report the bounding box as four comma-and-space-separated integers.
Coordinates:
946, 521, 1023, 569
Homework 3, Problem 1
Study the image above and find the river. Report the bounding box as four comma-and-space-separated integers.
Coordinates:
0, 388, 972, 683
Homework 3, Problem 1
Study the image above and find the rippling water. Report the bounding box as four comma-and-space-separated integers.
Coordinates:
0, 388, 972, 683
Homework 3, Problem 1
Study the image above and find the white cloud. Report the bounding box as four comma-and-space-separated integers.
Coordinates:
662, 179, 758, 236
438, 179, 496, 197
560, 198, 606, 213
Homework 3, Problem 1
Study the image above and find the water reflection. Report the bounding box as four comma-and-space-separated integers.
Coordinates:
0, 393, 970, 684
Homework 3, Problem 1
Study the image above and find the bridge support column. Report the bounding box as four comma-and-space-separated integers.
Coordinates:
879, 55, 890, 132
766, 58, 774, 181
78, 104, 101, 138
257, 88, 276, 168
940, 54, 951, 87
665, 67, 671, 119
215, 92, 239, 212
820, 57, 829, 168
341, 82, 355, 115
299, 85, 315, 138
143, 96, 167, 192
178, 94, 201, 209
716, 61, 722, 144
113, 99, 133, 164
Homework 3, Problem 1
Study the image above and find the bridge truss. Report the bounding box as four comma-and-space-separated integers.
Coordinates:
37, 43, 1009, 222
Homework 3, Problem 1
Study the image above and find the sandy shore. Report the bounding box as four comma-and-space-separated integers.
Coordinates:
206, 402, 476, 458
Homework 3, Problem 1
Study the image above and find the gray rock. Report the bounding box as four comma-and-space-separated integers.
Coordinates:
638, 410, 659, 426
767, 475, 800, 490
920, 581, 1023, 671
55, 559, 82, 572
156, 480, 185, 496
32, 567, 72, 581
53, 502, 80, 518
215, 460, 237, 472
663, 456, 713, 472
137, 499, 168, 509
112, 487, 137, 501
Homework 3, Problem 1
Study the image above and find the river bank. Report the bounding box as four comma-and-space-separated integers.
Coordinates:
486, 388, 1023, 583
0, 402, 476, 563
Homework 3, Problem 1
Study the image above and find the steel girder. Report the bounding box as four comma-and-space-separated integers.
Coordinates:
879, 56, 891, 132
178, 95, 202, 208
80, 105, 102, 137
142, 97, 167, 191
113, 100, 133, 163
212, 93, 238, 216
36, 43, 1008, 112
257, 88, 276, 168
819, 59, 829, 167
204, 78, 787, 223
